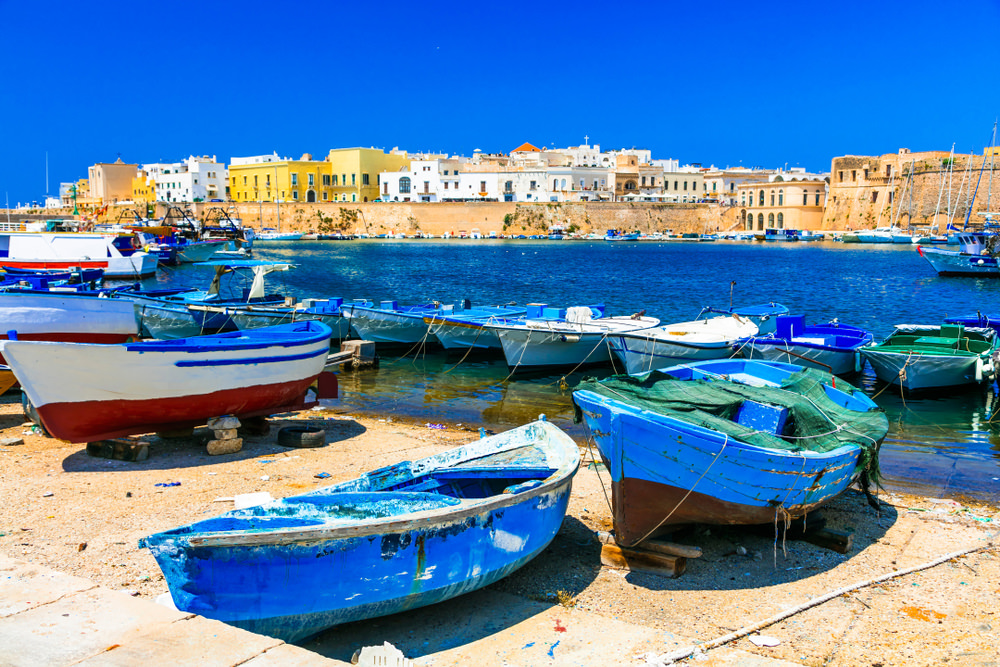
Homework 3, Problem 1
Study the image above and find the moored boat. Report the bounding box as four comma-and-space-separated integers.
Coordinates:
0, 232, 157, 278
342, 300, 467, 345
917, 230, 1000, 277
573, 359, 887, 546
860, 323, 999, 391
1, 321, 335, 443
739, 314, 874, 376
486, 304, 660, 369
423, 304, 529, 350
139, 418, 579, 642
608, 303, 788, 374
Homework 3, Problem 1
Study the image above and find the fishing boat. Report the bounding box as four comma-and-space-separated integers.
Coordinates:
138, 418, 579, 642
0, 365, 15, 394
485, 304, 660, 369
211, 298, 374, 339
853, 227, 897, 243
0, 291, 139, 363
739, 315, 874, 376
605, 230, 640, 241
342, 300, 467, 346
423, 304, 529, 350
0, 266, 106, 292
608, 303, 788, 374
1, 321, 335, 443
944, 312, 1000, 334
917, 228, 1000, 277
124, 261, 294, 339
572, 359, 888, 546
0, 231, 157, 278
860, 323, 999, 392
256, 228, 304, 241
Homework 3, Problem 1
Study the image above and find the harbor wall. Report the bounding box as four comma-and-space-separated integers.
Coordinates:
0, 201, 745, 237
165, 201, 734, 236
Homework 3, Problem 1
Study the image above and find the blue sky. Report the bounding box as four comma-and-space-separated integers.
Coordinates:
2, 0, 999, 203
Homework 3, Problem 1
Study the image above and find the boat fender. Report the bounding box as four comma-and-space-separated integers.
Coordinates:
854, 351, 862, 373
976, 357, 983, 382
560, 334, 581, 343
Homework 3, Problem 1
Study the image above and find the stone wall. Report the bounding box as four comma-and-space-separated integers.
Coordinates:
824, 151, 1000, 231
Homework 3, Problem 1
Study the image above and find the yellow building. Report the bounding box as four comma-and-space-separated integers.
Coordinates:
132, 170, 156, 204
87, 158, 139, 204
229, 154, 334, 203
326, 148, 410, 202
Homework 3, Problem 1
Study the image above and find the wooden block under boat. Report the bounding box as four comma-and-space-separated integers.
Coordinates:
600, 542, 687, 578
595, 530, 702, 559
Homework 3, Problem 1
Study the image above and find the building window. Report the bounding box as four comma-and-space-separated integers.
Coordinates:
777, 212, 784, 228
815, 192, 821, 206
641, 176, 646, 186
505, 181, 513, 193
863, 169, 869, 179
481, 181, 487, 192
399, 177, 411, 193
332, 175, 338, 186
838, 171, 843, 181
803, 192, 808, 205
770, 191, 775, 206
712, 182, 717, 191
759, 190, 764, 206
778, 190, 783, 205
530, 181, 537, 190
362, 173, 370, 186
872, 191, 879, 203
768, 213, 775, 228
322, 192, 328, 201
851, 170, 856, 180
758, 213, 764, 229
323, 174, 330, 186
889, 191, 894, 203
351, 174, 356, 186
291, 173, 298, 186
292, 190, 299, 200
674, 180, 678, 190
308, 173, 314, 186
683, 181, 688, 191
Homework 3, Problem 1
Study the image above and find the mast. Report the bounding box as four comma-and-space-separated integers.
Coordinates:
989, 121, 997, 215
933, 145, 952, 231
950, 152, 972, 229
965, 122, 997, 228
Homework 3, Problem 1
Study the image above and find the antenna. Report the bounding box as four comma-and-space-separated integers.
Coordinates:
45, 151, 49, 197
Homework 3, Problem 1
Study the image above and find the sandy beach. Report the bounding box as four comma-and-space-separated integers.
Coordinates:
1, 392, 997, 666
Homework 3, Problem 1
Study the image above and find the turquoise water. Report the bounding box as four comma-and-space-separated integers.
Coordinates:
144, 239, 1000, 503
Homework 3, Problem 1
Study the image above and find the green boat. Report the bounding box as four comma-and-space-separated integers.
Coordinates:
860, 324, 999, 392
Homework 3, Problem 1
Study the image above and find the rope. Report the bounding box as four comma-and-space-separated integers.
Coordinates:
585, 434, 615, 518
652, 534, 998, 665
541, 332, 611, 388
499, 328, 532, 384
442, 325, 489, 375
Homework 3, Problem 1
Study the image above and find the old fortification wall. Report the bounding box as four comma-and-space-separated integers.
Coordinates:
0, 201, 743, 236
823, 152, 1000, 231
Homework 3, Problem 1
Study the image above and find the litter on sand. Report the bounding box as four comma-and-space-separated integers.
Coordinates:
749, 635, 781, 647
155, 482, 181, 487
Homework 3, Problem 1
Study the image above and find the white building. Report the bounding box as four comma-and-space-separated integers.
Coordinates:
142, 155, 227, 202
230, 152, 281, 166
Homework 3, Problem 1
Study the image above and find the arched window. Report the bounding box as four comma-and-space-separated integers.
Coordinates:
758, 190, 764, 206
778, 190, 783, 206
803, 191, 808, 205
741, 209, 747, 229
768, 213, 775, 228
674, 180, 678, 190
770, 190, 775, 206
777, 212, 784, 228
815, 190, 821, 206
561, 178, 567, 189
758, 213, 764, 229
553, 179, 559, 190
399, 177, 411, 193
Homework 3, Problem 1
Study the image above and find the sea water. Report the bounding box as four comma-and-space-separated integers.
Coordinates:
147, 239, 1000, 503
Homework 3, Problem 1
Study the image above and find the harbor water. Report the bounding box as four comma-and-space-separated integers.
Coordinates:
140, 239, 1000, 504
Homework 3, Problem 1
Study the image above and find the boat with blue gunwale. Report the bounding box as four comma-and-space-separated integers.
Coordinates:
209, 298, 375, 339
573, 359, 887, 546
138, 418, 579, 643
738, 314, 874, 376
422, 304, 529, 350
342, 300, 471, 345
0, 321, 335, 443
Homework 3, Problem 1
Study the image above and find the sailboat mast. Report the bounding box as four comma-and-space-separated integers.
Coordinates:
933, 146, 951, 231
965, 122, 997, 228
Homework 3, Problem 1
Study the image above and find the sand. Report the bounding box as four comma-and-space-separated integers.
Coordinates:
1, 395, 997, 666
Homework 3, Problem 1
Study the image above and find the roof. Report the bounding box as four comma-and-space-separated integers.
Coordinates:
512, 142, 542, 153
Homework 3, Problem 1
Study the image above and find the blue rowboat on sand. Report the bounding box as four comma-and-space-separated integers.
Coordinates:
573, 359, 887, 547
139, 419, 580, 643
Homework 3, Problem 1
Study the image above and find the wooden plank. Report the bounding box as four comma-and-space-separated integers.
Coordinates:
595, 530, 702, 559
600, 543, 686, 578
802, 527, 854, 554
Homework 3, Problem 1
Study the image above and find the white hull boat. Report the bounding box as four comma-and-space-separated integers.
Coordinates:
0, 232, 157, 278
609, 315, 759, 374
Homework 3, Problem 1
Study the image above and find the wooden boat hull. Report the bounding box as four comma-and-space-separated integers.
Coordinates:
0, 292, 138, 362
139, 420, 579, 642
1, 321, 333, 442
343, 306, 439, 345
574, 390, 865, 546
609, 317, 758, 374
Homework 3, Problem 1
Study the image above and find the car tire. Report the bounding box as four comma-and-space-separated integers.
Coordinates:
277, 425, 327, 448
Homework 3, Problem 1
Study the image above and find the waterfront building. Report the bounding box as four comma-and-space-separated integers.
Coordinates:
326, 147, 411, 203
737, 171, 828, 231
87, 158, 139, 205
229, 153, 333, 203
141, 156, 226, 203
703, 167, 773, 206
380, 157, 469, 202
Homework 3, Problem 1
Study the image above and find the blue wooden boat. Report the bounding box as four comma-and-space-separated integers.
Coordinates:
139, 419, 579, 642
342, 300, 473, 345
738, 315, 874, 376
573, 359, 887, 546
422, 304, 528, 350
945, 312, 1000, 334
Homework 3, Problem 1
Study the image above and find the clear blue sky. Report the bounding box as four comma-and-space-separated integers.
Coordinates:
2, 0, 998, 203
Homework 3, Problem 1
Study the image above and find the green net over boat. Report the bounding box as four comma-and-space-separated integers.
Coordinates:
575, 367, 887, 487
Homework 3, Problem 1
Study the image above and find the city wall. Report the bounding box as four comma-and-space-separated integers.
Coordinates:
1, 201, 744, 236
